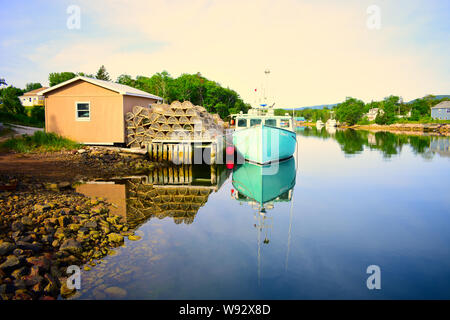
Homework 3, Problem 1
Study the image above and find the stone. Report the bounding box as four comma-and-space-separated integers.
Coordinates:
128, 235, 142, 241
11, 267, 29, 279
58, 216, 71, 227
16, 241, 42, 253
104, 286, 127, 299
84, 220, 97, 229
26, 256, 51, 271
59, 239, 82, 254
0, 255, 21, 271
77, 149, 86, 154
21, 216, 33, 226
34, 204, 51, 213
107, 233, 124, 244
58, 181, 71, 190
0, 242, 15, 255
11, 221, 25, 232
60, 282, 75, 298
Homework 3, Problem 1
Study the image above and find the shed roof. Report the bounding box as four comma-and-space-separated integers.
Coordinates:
38, 76, 163, 100
431, 101, 450, 109
22, 87, 49, 96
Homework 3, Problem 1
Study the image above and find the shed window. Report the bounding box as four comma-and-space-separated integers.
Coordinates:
250, 118, 262, 126
76, 102, 90, 120
237, 119, 247, 128
265, 119, 277, 126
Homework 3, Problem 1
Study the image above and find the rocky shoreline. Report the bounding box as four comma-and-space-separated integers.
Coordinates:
0, 147, 160, 300
303, 122, 450, 136
0, 184, 144, 300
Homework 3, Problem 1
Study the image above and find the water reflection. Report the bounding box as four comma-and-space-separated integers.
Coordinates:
76, 164, 231, 228
231, 157, 297, 285
299, 126, 450, 159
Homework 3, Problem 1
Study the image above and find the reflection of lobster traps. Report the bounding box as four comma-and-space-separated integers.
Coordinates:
125, 176, 213, 228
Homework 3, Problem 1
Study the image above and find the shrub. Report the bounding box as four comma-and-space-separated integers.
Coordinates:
0, 131, 80, 153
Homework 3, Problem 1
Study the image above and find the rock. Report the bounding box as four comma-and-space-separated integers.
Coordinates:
128, 235, 142, 241
21, 216, 33, 226
0, 255, 21, 271
104, 286, 127, 299
43, 274, 59, 294
68, 224, 80, 232
60, 282, 76, 298
59, 239, 82, 254
11, 267, 29, 279
0, 242, 16, 255
107, 233, 124, 244
77, 149, 86, 154
16, 241, 42, 253
83, 266, 91, 271
26, 256, 51, 271
84, 220, 97, 229
34, 204, 51, 213
58, 182, 71, 190
58, 216, 71, 227
45, 183, 59, 191
11, 221, 25, 232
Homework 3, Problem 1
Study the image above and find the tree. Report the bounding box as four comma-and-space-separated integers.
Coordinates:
77, 72, 95, 78
335, 97, 365, 125
49, 72, 76, 86
95, 65, 110, 81
25, 83, 42, 92
0, 86, 25, 114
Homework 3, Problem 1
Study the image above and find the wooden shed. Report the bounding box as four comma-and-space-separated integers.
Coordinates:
39, 76, 163, 144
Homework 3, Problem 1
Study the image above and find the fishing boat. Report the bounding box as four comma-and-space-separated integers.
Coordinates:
231, 157, 296, 208
316, 119, 324, 127
231, 70, 296, 164
232, 107, 296, 164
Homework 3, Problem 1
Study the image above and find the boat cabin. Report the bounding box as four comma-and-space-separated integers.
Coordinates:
233, 107, 294, 132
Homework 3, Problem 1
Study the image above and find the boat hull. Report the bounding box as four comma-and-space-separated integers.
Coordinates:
232, 157, 296, 204
232, 125, 296, 164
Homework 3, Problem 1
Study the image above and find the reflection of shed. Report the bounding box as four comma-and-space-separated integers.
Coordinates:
75, 182, 127, 219
429, 137, 450, 158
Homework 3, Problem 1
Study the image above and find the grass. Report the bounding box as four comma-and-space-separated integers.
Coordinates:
0, 110, 44, 128
0, 131, 81, 153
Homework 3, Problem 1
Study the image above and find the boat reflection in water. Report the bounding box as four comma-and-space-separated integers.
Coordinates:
230, 156, 297, 284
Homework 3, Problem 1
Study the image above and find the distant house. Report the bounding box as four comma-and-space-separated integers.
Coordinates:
364, 108, 384, 121
19, 87, 48, 107
431, 101, 450, 120
39, 76, 163, 145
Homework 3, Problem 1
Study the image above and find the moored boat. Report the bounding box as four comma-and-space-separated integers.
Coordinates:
232, 107, 296, 164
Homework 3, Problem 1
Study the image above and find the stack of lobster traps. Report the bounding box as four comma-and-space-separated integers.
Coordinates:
125, 100, 225, 148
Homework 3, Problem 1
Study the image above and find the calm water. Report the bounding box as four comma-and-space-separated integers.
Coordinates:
75, 128, 450, 299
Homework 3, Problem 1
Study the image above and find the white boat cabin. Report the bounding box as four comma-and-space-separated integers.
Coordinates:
233, 107, 294, 132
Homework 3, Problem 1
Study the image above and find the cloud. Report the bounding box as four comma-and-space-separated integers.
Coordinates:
4, 0, 450, 105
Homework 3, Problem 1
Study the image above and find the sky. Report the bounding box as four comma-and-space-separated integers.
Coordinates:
0, 0, 449, 107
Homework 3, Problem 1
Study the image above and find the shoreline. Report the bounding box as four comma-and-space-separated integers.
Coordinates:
302, 122, 450, 136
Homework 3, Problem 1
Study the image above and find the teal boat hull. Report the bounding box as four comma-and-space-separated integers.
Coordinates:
232, 125, 297, 164
232, 157, 296, 204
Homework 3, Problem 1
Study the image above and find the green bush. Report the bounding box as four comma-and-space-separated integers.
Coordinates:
0, 110, 44, 128
0, 131, 80, 153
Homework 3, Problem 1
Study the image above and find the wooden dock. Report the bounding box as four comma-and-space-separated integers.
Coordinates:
143, 137, 224, 165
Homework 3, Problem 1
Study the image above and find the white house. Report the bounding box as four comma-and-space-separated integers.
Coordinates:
364, 108, 384, 121
19, 87, 48, 107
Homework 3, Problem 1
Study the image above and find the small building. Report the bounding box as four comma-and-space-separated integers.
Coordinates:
19, 87, 48, 107
39, 76, 163, 145
431, 101, 450, 120
364, 108, 384, 121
